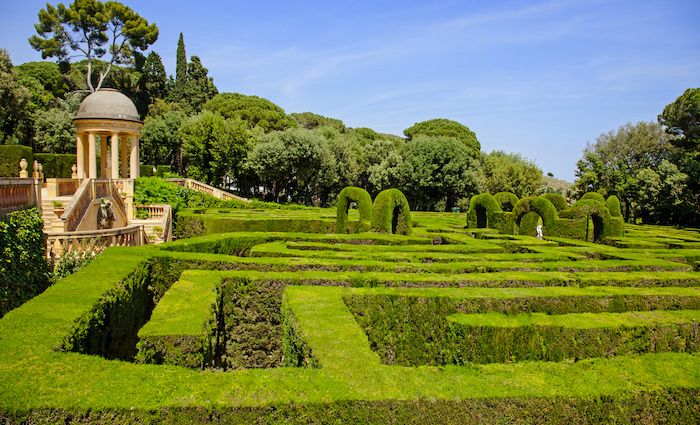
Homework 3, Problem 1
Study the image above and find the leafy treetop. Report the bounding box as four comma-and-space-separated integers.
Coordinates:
203, 93, 297, 133
404, 118, 480, 153
29, 0, 158, 92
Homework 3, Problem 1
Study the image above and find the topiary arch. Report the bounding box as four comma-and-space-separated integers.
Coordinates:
512, 197, 558, 236
569, 199, 620, 242
370, 189, 412, 235
336, 187, 373, 233
494, 192, 519, 212
466, 193, 502, 228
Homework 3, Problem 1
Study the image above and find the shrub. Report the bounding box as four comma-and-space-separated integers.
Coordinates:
566, 199, 624, 241
0, 208, 51, 317
370, 189, 412, 235
0, 145, 33, 177
493, 192, 519, 212
581, 192, 606, 203
336, 186, 372, 233
34, 153, 76, 178
466, 193, 502, 228
52, 250, 95, 280
540, 193, 568, 211
606, 195, 623, 217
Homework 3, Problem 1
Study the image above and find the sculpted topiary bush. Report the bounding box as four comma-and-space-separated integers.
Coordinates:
512, 197, 558, 235
540, 193, 568, 211
466, 193, 502, 228
606, 195, 622, 218
371, 189, 412, 235
494, 192, 519, 212
581, 192, 606, 203
336, 187, 372, 233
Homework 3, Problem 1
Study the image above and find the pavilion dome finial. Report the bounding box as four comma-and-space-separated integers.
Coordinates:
75, 88, 141, 123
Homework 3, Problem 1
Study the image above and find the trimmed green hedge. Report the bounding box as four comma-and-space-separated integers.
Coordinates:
581, 192, 606, 203
540, 193, 568, 211
0, 208, 51, 317
493, 192, 518, 212
466, 193, 502, 228
0, 145, 33, 177
346, 294, 700, 366
336, 186, 372, 233
371, 189, 412, 235
34, 153, 76, 178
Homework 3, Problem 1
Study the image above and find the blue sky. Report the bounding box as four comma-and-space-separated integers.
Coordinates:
2, 0, 699, 180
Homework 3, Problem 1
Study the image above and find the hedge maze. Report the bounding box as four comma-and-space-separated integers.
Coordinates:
1, 205, 700, 422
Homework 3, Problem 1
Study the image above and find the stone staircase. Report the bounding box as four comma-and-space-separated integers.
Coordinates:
129, 218, 164, 242
40, 192, 72, 232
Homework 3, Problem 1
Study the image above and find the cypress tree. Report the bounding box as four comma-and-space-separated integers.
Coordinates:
175, 33, 187, 87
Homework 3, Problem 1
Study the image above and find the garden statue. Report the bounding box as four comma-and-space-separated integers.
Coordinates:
536, 224, 543, 239
97, 198, 115, 229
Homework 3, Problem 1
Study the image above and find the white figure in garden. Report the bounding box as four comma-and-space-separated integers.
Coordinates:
536, 224, 543, 239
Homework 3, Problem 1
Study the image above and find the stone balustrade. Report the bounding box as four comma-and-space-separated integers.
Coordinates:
0, 178, 42, 214
45, 224, 145, 260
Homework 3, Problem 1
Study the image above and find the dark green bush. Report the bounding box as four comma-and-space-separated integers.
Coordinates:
336, 186, 372, 233
491, 211, 515, 234
540, 193, 568, 211
371, 189, 412, 235
35, 153, 76, 178
466, 193, 502, 228
606, 195, 622, 217
0, 145, 33, 177
493, 192, 519, 212
0, 208, 51, 317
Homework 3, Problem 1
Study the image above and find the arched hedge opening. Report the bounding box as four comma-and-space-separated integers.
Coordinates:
494, 192, 519, 212
567, 199, 618, 242
512, 197, 558, 236
466, 193, 502, 228
371, 189, 412, 235
336, 187, 373, 233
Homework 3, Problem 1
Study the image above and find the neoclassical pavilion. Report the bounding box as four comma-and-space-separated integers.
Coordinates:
73, 88, 142, 179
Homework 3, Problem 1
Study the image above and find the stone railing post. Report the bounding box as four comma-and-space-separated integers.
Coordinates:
19, 158, 28, 178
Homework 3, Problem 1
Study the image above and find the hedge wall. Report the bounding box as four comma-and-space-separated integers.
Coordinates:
345, 294, 700, 366
370, 189, 412, 235
466, 193, 502, 228
175, 212, 337, 238
35, 153, 76, 178
493, 192, 518, 212
0, 145, 33, 177
0, 208, 51, 318
336, 186, 372, 234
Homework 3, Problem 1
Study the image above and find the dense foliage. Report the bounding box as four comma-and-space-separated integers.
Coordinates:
0, 208, 51, 317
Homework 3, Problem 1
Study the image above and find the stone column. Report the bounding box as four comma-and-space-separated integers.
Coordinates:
129, 134, 140, 178
88, 132, 97, 179
111, 133, 120, 179
120, 136, 128, 178
100, 135, 107, 178
76, 133, 84, 179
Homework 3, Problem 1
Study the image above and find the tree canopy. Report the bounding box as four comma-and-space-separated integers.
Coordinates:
481, 151, 543, 199
29, 0, 158, 92
204, 93, 296, 133
404, 118, 480, 154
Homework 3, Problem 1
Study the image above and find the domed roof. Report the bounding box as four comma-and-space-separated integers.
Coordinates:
75, 88, 141, 122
